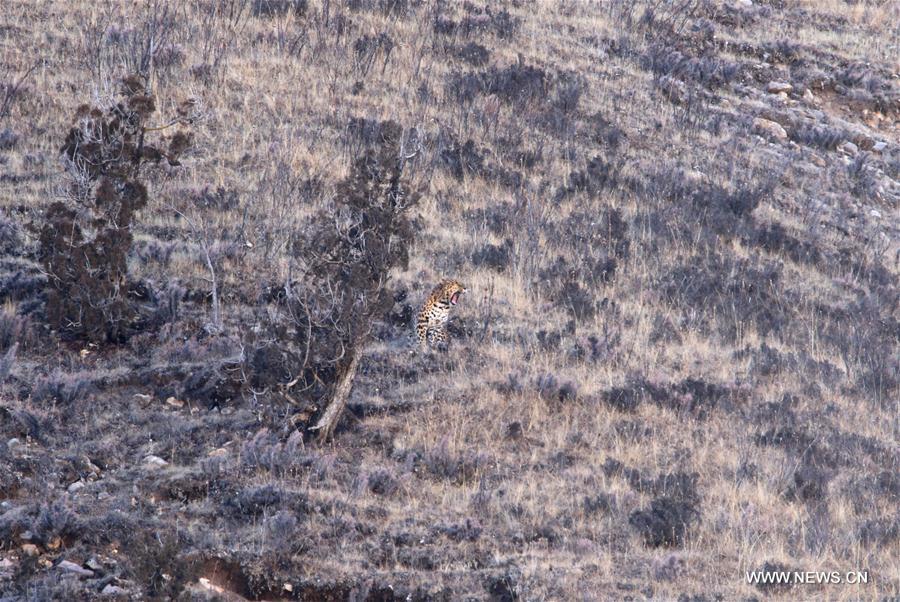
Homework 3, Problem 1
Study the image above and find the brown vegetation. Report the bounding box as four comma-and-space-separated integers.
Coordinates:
0, 0, 897, 599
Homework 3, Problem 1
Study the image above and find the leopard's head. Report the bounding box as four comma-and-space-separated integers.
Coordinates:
441, 279, 467, 306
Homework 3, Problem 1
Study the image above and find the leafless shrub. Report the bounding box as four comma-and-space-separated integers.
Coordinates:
0, 59, 39, 124
252, 120, 420, 441
353, 32, 394, 77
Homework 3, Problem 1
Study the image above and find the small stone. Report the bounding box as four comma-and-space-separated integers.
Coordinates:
872, 141, 886, 152
67, 481, 85, 494
19, 531, 33, 541
734, 0, 752, 6
870, 209, 881, 219
766, 81, 793, 94
133, 393, 152, 402
840, 141, 858, 156
6, 438, 21, 450
0, 557, 15, 578
283, 583, 294, 592
207, 447, 228, 458
47, 537, 61, 551
101, 584, 127, 596
85, 557, 103, 571
57, 559, 94, 577
143, 455, 168, 469
803, 89, 816, 103
165, 396, 184, 408
753, 118, 788, 141
21, 544, 39, 557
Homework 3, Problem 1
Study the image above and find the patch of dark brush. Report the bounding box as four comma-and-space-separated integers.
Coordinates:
458, 7, 519, 40
439, 136, 484, 180
447, 63, 547, 106
613, 419, 654, 442
435, 519, 482, 542
858, 517, 899, 546
603, 377, 665, 413
464, 202, 514, 236
251, 0, 308, 17
471, 239, 512, 272
589, 112, 625, 150
240, 429, 305, 475
396, 440, 488, 486
452, 42, 490, 66
0, 216, 22, 255
787, 462, 832, 503
649, 314, 681, 344
583, 493, 613, 516
348, 0, 410, 17
662, 253, 788, 342
534, 373, 578, 404
817, 295, 898, 405
484, 564, 521, 601
629, 496, 700, 548
789, 123, 844, 150
568, 331, 620, 364
31, 370, 96, 405
555, 155, 622, 201
748, 221, 822, 266
189, 185, 240, 212
640, 44, 742, 90
752, 561, 797, 595
367, 469, 399, 496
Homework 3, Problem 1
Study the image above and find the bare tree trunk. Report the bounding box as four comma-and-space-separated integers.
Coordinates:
311, 351, 359, 443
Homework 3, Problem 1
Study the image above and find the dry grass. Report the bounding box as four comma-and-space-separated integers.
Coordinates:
0, 0, 898, 600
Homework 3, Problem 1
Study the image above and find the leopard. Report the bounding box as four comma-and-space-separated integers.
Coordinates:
416, 279, 467, 348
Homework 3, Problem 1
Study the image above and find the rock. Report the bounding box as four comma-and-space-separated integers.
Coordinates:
85, 557, 103, 571
166, 396, 184, 408
101, 584, 127, 596
57, 560, 94, 577
67, 481, 85, 494
872, 141, 887, 152
840, 141, 858, 156
870, 209, 881, 219
6, 438, 21, 451
766, 81, 793, 94
19, 531, 33, 541
143, 455, 169, 469
21, 544, 39, 557
803, 89, 816, 103
753, 118, 788, 141
734, 0, 752, 6
207, 447, 228, 458
0, 557, 15, 579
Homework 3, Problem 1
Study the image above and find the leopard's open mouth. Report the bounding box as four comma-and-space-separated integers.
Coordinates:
450, 292, 460, 305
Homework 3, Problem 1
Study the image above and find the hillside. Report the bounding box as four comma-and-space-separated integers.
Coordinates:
0, 1, 898, 600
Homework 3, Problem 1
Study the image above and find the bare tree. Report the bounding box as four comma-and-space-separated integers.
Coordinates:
254, 121, 419, 442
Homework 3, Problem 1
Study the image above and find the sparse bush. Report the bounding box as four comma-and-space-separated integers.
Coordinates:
662, 253, 788, 342
629, 496, 700, 548
453, 42, 490, 67
641, 44, 742, 89
471, 239, 512, 272
255, 120, 419, 441
252, 0, 308, 18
